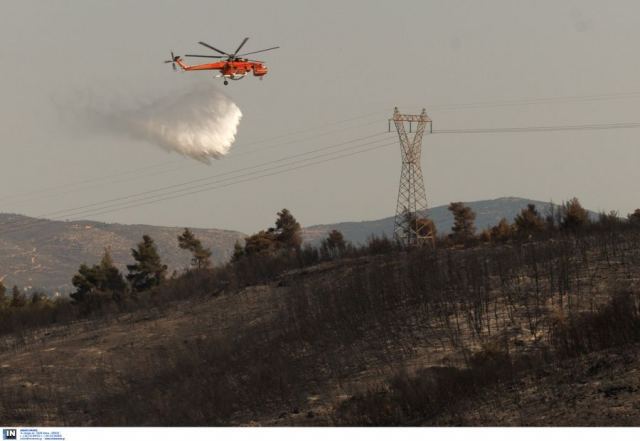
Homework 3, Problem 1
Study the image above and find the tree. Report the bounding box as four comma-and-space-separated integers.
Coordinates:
71, 249, 127, 305
514, 204, 545, 237
0, 281, 6, 305
560, 198, 589, 231
99, 249, 127, 301
628, 209, 640, 225
544, 201, 561, 231
126, 235, 167, 293
274, 209, 302, 250
10, 285, 26, 308
490, 218, 513, 242
479, 228, 492, 243
244, 230, 277, 256
414, 217, 437, 240
178, 228, 212, 270
321, 229, 347, 258
30, 291, 47, 305
237, 209, 302, 258
598, 210, 622, 229
71, 264, 100, 304
448, 202, 476, 243
231, 240, 245, 262
403, 211, 437, 243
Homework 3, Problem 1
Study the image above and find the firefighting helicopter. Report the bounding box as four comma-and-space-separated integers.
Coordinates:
164, 37, 279, 85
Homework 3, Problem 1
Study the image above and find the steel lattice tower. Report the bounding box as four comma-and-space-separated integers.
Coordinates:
389, 107, 433, 246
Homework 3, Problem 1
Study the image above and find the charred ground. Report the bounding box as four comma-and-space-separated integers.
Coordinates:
2, 204, 640, 426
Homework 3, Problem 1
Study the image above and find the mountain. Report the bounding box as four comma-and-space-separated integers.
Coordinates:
0, 197, 596, 292
302, 196, 596, 245
0, 214, 244, 293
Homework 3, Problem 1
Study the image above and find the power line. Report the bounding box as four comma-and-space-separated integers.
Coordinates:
44, 136, 389, 220
60, 142, 397, 222
5, 118, 640, 235
0, 133, 389, 232
432, 121, 640, 134
0, 140, 396, 235
1, 119, 387, 209
5, 117, 640, 234
429, 91, 640, 111
6, 92, 640, 233
7, 89, 640, 204
0, 111, 388, 203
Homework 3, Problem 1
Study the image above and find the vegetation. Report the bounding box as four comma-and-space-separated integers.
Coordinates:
71, 249, 127, 308
4, 200, 640, 425
560, 197, 590, 231
0, 198, 634, 334
10, 285, 26, 308
126, 235, 167, 293
514, 203, 545, 237
178, 228, 212, 270
488, 217, 513, 242
320, 229, 348, 259
448, 202, 476, 244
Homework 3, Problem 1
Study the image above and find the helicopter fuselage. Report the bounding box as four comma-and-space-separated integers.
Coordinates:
176, 59, 268, 81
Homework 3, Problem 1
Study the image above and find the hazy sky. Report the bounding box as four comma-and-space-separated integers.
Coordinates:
2, 1, 640, 233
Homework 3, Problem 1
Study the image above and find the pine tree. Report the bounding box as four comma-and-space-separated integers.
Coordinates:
598, 210, 621, 229
275, 209, 302, 250
71, 249, 127, 305
0, 281, 6, 304
99, 249, 127, 301
126, 235, 167, 293
448, 202, 477, 243
560, 198, 589, 231
628, 209, 640, 225
321, 229, 347, 258
490, 218, 513, 242
244, 230, 277, 256
10, 285, 26, 308
514, 204, 545, 237
231, 240, 245, 262
71, 263, 100, 304
178, 228, 212, 269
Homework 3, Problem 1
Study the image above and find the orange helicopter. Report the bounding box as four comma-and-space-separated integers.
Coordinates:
165, 38, 279, 85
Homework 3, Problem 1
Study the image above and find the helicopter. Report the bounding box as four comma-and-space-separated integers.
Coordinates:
165, 37, 279, 85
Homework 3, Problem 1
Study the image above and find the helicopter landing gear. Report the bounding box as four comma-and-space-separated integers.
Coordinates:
223, 80, 229, 85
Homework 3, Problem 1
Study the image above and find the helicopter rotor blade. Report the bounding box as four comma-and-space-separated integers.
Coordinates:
232, 37, 249, 57
237, 46, 280, 57
198, 41, 230, 56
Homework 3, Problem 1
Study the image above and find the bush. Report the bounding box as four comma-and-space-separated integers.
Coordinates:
334, 343, 514, 425
549, 289, 640, 357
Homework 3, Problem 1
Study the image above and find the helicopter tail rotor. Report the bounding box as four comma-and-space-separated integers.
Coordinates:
163, 51, 181, 71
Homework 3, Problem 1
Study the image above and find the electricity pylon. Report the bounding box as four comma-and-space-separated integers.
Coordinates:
389, 107, 433, 246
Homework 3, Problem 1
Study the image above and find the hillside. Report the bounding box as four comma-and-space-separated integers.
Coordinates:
302, 196, 591, 245
0, 214, 245, 292
0, 197, 598, 292
2, 225, 640, 426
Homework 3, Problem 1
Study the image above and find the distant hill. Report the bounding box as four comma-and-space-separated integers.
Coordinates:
0, 214, 244, 293
0, 197, 597, 291
303, 197, 597, 245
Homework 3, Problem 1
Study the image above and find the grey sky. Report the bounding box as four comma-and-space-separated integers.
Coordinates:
1, 1, 640, 233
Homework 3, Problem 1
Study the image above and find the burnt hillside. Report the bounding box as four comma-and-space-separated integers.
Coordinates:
2, 225, 640, 426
